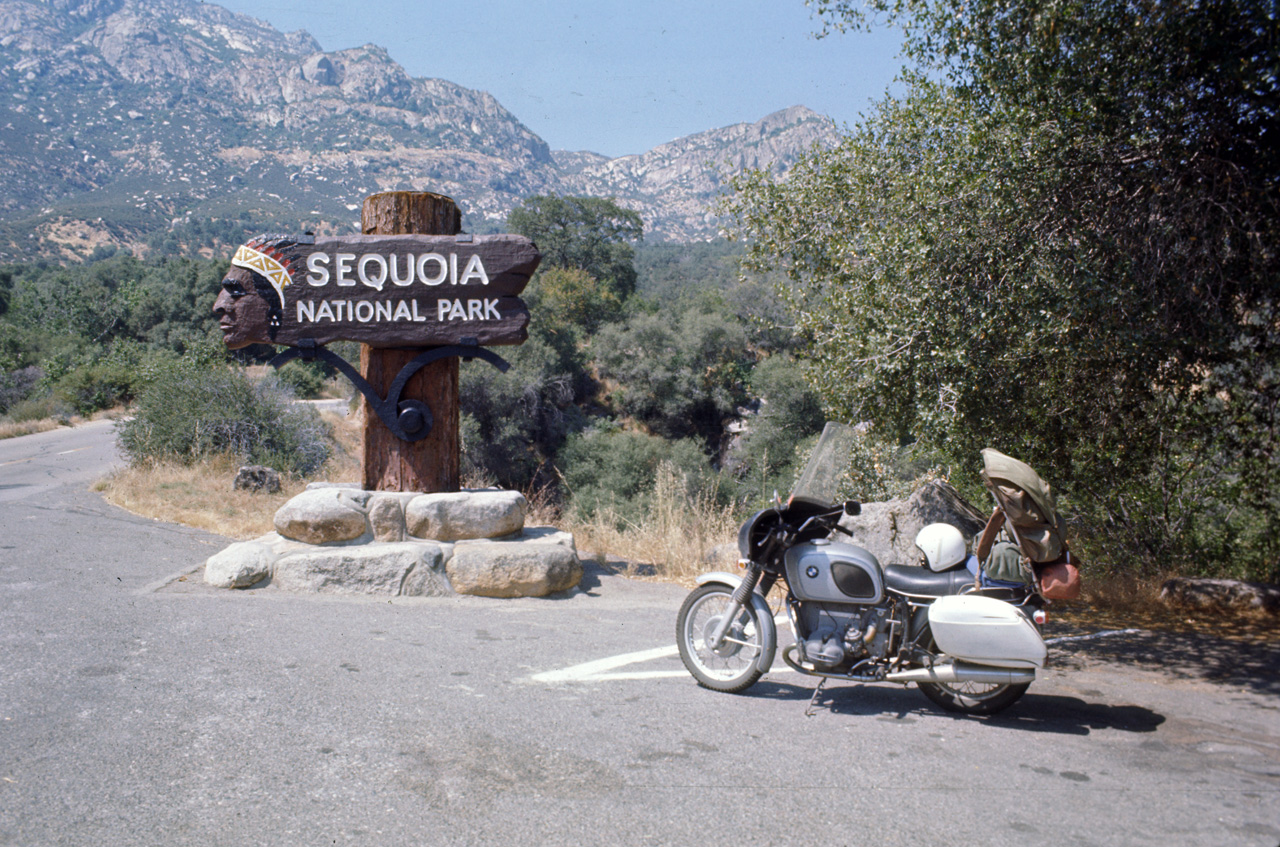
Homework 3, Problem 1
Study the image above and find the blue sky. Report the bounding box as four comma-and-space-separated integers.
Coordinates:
212, 0, 905, 158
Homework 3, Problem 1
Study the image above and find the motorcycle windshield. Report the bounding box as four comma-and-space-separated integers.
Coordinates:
789, 421, 859, 506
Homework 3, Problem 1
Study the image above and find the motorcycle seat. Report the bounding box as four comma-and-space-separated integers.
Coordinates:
883, 564, 974, 597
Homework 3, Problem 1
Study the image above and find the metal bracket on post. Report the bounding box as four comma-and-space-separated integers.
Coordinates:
269, 342, 510, 443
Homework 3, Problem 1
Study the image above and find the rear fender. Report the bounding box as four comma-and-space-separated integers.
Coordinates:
695, 572, 778, 676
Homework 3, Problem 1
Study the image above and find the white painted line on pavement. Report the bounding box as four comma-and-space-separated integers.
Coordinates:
530, 644, 680, 683
530, 613, 796, 684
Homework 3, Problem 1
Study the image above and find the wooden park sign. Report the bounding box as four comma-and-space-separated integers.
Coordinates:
214, 191, 540, 492
216, 232, 537, 349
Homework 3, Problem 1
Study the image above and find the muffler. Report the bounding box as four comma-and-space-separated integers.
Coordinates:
885, 663, 1036, 686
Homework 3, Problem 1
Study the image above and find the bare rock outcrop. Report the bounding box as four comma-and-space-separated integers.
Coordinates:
1159, 577, 1280, 614
841, 480, 990, 566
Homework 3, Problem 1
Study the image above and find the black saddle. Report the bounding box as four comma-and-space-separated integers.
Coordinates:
883, 564, 974, 597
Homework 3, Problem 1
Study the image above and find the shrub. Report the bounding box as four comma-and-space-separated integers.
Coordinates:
558, 427, 721, 525
728, 355, 827, 505
591, 308, 751, 449
275, 359, 328, 399
0, 366, 43, 415
117, 356, 330, 477
5, 393, 73, 425
460, 335, 579, 490
51, 341, 155, 416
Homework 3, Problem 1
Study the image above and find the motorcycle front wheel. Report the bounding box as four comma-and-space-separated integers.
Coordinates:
676, 584, 766, 694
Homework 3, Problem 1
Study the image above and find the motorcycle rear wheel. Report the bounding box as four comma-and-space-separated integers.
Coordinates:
915, 628, 1030, 715
916, 677, 1030, 715
676, 584, 766, 694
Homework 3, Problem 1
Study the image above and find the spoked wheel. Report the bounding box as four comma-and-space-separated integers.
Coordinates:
676, 584, 765, 694
915, 629, 1029, 715
917, 677, 1030, 716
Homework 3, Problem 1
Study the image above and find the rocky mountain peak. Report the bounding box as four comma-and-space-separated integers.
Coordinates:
1, 0, 839, 258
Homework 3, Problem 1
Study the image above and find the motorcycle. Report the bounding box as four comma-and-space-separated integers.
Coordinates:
676, 425, 1052, 716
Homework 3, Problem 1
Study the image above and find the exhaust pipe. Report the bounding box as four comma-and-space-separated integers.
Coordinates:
886, 663, 1036, 686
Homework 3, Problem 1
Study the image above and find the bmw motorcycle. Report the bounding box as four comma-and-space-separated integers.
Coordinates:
676, 426, 1050, 715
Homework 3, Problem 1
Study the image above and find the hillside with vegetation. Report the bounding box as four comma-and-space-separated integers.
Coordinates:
0, 196, 828, 543
0, 0, 835, 260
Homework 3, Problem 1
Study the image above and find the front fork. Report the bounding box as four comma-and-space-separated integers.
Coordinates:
707, 563, 762, 648
695, 566, 778, 676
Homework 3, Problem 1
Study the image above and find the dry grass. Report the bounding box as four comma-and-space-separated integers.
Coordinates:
95, 453, 309, 538
1050, 571, 1280, 641
95, 410, 362, 539
0, 407, 126, 440
0, 418, 63, 440
564, 464, 740, 584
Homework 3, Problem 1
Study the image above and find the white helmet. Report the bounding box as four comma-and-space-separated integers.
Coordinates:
915, 523, 967, 572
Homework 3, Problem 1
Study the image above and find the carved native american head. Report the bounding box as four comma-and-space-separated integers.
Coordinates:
213, 234, 305, 349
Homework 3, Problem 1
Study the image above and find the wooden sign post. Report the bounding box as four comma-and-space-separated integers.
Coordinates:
361, 191, 460, 492
211, 190, 540, 494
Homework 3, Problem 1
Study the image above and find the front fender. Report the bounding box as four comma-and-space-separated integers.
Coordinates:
695, 572, 778, 676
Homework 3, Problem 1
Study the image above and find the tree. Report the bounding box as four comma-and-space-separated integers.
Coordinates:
507, 195, 644, 298
591, 307, 751, 449
728, 0, 1279, 578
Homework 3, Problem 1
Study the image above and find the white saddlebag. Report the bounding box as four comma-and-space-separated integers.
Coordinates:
928, 595, 1046, 669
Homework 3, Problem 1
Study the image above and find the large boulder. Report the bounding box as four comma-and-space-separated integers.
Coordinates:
274, 488, 370, 544
840, 480, 989, 566
405, 490, 527, 542
447, 530, 581, 598
204, 540, 273, 588
272, 542, 450, 596
366, 492, 418, 542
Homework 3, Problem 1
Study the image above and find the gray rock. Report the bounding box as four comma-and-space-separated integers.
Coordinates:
368, 492, 416, 543
447, 536, 582, 598
1159, 577, 1280, 613
405, 490, 527, 542
204, 541, 273, 588
233, 465, 280, 494
274, 488, 370, 544
273, 542, 450, 596
840, 480, 989, 566
518, 526, 577, 548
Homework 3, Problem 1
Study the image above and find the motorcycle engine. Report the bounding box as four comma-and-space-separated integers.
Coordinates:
797, 606, 892, 669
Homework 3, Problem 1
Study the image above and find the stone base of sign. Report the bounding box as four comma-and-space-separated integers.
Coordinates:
204, 484, 582, 598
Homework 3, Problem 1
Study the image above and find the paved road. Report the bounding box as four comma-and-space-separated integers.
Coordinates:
0, 424, 1277, 846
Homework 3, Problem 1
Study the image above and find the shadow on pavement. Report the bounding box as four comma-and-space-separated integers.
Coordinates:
747, 679, 1167, 735
1050, 628, 1280, 696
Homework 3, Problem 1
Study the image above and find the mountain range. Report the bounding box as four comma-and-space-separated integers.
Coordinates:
0, 0, 838, 261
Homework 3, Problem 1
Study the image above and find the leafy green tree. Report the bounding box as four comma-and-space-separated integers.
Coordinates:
729, 354, 827, 503
459, 335, 580, 490
508, 195, 643, 298
728, 0, 1278, 577
591, 307, 752, 449
526, 266, 624, 336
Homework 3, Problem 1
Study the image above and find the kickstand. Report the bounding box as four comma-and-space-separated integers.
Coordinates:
805, 678, 828, 717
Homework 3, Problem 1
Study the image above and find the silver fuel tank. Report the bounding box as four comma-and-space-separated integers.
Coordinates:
785, 539, 884, 605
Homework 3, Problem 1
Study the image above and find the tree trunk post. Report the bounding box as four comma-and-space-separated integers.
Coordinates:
360, 191, 462, 492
